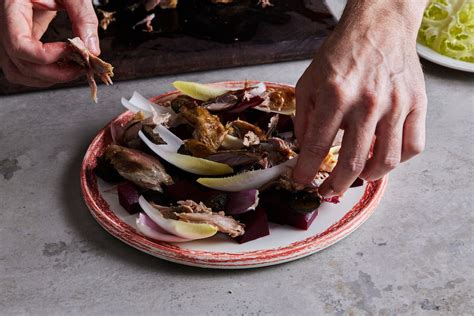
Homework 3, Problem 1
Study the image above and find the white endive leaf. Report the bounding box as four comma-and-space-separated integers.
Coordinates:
138, 196, 218, 239
153, 124, 183, 152
197, 158, 297, 192
139, 131, 233, 175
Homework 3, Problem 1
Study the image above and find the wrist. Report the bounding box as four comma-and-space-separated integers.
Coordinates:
339, 0, 428, 39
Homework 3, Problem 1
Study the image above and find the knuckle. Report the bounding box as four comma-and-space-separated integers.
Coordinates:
340, 157, 365, 174
303, 142, 328, 158
361, 90, 379, 114
380, 156, 400, 170
327, 78, 347, 101
405, 140, 425, 156
413, 92, 428, 108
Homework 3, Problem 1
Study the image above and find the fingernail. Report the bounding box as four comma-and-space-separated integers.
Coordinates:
86, 36, 100, 55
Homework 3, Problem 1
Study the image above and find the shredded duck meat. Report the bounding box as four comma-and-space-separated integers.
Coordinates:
67, 37, 114, 103
180, 104, 227, 157
105, 144, 173, 192
176, 212, 245, 238
153, 200, 245, 237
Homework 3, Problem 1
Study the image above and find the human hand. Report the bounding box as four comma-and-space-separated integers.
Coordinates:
293, 0, 428, 197
0, 0, 99, 87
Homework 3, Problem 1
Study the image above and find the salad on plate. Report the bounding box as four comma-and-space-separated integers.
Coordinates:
94, 81, 362, 244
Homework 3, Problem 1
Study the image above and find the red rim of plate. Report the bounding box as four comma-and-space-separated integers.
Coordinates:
80, 81, 388, 268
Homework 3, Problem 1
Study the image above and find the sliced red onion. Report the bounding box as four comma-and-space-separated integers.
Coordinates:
225, 189, 259, 215
136, 213, 193, 243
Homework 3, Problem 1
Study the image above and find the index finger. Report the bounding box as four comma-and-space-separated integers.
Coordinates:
292, 104, 343, 184
1, 0, 67, 64
62, 0, 100, 55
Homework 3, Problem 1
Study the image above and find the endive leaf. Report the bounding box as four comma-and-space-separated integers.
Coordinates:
139, 131, 234, 175
138, 196, 218, 239
136, 213, 194, 243
197, 158, 297, 192
173, 81, 229, 101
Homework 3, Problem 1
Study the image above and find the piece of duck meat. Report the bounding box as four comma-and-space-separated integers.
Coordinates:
227, 119, 267, 141
183, 139, 215, 158
242, 131, 260, 147
266, 114, 279, 138
104, 144, 173, 192
206, 150, 262, 167
97, 9, 116, 30
153, 0, 178, 9
257, 137, 296, 167
176, 211, 245, 237
180, 104, 227, 156
258, 87, 296, 114
176, 200, 213, 214
132, 13, 155, 32
110, 112, 165, 148
67, 37, 114, 103
203, 92, 240, 111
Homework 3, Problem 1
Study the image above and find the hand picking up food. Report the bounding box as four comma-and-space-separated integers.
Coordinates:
95, 81, 364, 244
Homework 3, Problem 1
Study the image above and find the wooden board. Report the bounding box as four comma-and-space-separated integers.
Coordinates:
0, 1, 335, 95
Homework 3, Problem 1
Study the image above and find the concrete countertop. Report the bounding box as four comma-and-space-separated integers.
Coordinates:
1, 60, 473, 315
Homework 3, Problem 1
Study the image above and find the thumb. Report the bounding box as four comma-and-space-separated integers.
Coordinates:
62, 0, 100, 55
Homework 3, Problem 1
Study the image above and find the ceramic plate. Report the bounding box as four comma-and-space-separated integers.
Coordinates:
324, 0, 474, 73
80, 81, 388, 269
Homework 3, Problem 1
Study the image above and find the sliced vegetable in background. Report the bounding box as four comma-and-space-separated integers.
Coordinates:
418, 0, 474, 62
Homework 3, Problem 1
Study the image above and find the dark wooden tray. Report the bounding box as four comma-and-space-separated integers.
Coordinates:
0, 1, 335, 95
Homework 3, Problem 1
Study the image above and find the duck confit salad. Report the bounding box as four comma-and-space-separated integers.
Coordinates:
95, 81, 362, 244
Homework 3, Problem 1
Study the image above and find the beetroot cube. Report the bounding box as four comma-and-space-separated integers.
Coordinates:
260, 189, 319, 230
117, 182, 141, 214
234, 207, 269, 244
268, 209, 318, 230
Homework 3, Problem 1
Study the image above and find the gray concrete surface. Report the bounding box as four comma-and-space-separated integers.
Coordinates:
0, 60, 473, 315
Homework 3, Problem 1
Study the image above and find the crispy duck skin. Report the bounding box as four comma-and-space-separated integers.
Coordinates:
228, 119, 267, 140
67, 37, 114, 103
104, 144, 173, 192
180, 104, 227, 156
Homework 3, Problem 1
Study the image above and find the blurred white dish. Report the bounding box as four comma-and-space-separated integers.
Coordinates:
324, 0, 474, 73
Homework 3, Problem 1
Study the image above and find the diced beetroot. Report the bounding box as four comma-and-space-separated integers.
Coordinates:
260, 189, 319, 230
268, 208, 318, 230
350, 177, 364, 188
164, 179, 228, 212
165, 179, 218, 203
234, 207, 269, 244
117, 182, 142, 214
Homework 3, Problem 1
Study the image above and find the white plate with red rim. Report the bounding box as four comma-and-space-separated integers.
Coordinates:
324, 0, 474, 73
80, 81, 388, 269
